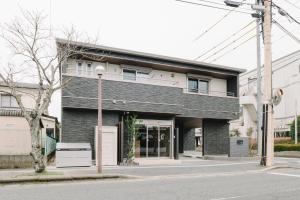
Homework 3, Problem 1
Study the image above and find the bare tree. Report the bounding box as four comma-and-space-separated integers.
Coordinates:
0, 10, 90, 172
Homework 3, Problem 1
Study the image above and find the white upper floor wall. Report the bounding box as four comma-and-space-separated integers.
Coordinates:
0, 85, 39, 110
64, 58, 229, 97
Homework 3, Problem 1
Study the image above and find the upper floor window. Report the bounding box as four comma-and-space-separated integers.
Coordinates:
0, 95, 19, 108
77, 61, 94, 76
188, 78, 198, 93
86, 63, 93, 76
77, 62, 84, 75
137, 71, 150, 79
188, 78, 209, 94
123, 69, 136, 81
199, 80, 209, 94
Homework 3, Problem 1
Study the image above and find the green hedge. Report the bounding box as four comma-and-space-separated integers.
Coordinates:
274, 144, 300, 152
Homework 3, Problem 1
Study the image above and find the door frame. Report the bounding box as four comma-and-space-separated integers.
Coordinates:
136, 119, 173, 158
145, 125, 171, 158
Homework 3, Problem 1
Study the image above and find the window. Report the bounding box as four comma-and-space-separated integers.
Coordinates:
46, 128, 55, 138
86, 63, 93, 76
1, 95, 19, 108
199, 80, 209, 94
137, 71, 149, 80
123, 69, 136, 81
188, 78, 198, 93
77, 62, 84, 75
188, 78, 209, 94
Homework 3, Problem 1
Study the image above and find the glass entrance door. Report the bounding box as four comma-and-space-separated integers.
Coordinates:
159, 126, 170, 157
147, 126, 159, 157
135, 124, 171, 158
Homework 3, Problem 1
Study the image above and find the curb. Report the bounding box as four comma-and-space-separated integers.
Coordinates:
262, 165, 300, 171
203, 155, 260, 161
0, 174, 133, 185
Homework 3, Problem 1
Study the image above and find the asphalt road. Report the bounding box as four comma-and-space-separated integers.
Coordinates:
1, 158, 300, 200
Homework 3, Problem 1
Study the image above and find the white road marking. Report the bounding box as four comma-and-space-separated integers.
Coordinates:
269, 172, 300, 178
210, 195, 244, 200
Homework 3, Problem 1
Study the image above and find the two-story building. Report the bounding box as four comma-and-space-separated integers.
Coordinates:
57, 39, 245, 164
0, 82, 59, 168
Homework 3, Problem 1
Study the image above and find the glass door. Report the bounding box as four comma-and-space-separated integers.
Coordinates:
135, 125, 147, 158
159, 126, 171, 157
147, 126, 159, 157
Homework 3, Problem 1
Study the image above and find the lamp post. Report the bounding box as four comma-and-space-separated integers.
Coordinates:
95, 65, 105, 173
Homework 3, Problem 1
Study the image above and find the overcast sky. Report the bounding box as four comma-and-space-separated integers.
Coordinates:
1, 0, 300, 121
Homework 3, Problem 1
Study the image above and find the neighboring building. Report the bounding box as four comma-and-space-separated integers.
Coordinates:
231, 50, 300, 138
0, 82, 59, 168
57, 39, 245, 164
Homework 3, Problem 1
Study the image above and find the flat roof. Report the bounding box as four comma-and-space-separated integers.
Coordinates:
56, 38, 246, 74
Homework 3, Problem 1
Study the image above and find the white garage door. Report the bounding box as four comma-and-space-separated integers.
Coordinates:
95, 126, 118, 166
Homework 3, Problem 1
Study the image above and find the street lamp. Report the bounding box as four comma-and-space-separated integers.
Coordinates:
95, 64, 106, 173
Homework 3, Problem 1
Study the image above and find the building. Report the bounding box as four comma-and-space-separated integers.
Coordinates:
57, 39, 245, 164
231, 50, 300, 138
0, 82, 59, 168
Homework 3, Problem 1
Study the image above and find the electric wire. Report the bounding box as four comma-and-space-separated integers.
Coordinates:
202, 25, 257, 62
194, 20, 255, 60
196, 0, 252, 11
189, 0, 251, 42
175, 0, 252, 14
273, 19, 300, 43
283, 0, 300, 11
209, 34, 257, 63
272, 2, 300, 25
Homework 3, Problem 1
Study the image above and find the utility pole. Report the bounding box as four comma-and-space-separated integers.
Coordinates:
263, 0, 274, 167
256, 0, 263, 156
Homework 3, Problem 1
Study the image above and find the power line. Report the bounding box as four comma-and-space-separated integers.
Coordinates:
196, 0, 252, 11
175, 0, 252, 14
272, 2, 300, 25
202, 25, 257, 61
209, 34, 256, 63
189, 0, 250, 42
283, 0, 300, 11
273, 19, 300, 43
194, 20, 255, 60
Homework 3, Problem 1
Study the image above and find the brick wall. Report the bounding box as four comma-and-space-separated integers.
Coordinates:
203, 119, 229, 155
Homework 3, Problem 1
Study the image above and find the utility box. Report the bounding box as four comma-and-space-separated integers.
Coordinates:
229, 137, 249, 157
56, 143, 92, 167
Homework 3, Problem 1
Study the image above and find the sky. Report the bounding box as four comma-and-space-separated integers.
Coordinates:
0, 0, 300, 121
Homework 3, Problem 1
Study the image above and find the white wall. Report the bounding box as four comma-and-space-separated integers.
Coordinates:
65, 58, 229, 97
0, 116, 31, 155
235, 50, 300, 136
0, 85, 38, 109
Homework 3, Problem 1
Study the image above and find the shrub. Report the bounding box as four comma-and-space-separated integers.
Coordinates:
274, 143, 300, 152
274, 137, 292, 144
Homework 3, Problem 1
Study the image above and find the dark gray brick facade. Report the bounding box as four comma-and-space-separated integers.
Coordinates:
61, 109, 119, 158
62, 76, 239, 120
203, 119, 229, 155
61, 76, 238, 158
183, 128, 196, 151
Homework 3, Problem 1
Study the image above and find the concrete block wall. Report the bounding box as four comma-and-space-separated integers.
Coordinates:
229, 137, 249, 157
0, 155, 32, 169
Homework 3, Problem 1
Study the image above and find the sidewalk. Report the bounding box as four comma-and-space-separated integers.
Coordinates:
0, 166, 132, 185
1, 157, 299, 185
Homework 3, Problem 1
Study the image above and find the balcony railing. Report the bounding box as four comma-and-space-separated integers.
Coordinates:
183, 88, 236, 97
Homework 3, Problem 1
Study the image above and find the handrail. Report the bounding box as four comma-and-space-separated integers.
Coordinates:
45, 135, 57, 156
